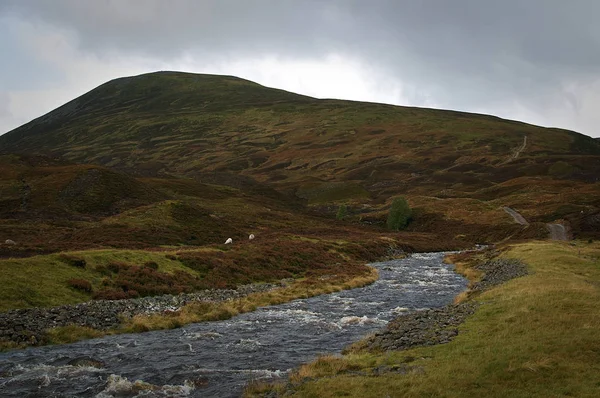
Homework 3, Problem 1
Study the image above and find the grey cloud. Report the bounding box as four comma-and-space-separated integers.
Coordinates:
2, 0, 600, 135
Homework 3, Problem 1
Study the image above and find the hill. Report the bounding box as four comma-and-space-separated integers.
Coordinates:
1, 71, 600, 352
2, 71, 599, 243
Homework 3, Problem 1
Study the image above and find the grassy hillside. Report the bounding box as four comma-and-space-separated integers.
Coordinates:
2, 72, 600, 242
0, 236, 393, 312
1, 71, 599, 313
249, 241, 600, 397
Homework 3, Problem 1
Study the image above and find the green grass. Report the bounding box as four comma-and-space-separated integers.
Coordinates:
0, 249, 193, 311
252, 241, 600, 397
0, 234, 397, 312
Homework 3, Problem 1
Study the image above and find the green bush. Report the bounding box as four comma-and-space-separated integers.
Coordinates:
58, 254, 86, 268
336, 204, 348, 220
386, 197, 412, 231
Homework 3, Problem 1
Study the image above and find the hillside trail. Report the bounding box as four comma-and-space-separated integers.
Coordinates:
502, 135, 528, 164
502, 207, 529, 226
547, 223, 568, 241
502, 207, 568, 240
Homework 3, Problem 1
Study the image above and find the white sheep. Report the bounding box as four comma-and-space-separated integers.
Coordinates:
4, 239, 16, 245
249, 234, 255, 240
224, 238, 233, 245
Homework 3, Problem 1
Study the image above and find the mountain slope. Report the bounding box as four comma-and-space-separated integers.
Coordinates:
2, 71, 600, 241
3, 72, 599, 180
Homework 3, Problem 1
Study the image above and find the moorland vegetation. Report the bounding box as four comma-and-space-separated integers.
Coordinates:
0, 72, 599, 395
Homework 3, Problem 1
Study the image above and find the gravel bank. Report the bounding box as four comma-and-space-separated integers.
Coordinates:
363, 303, 477, 351
365, 257, 528, 352
0, 282, 283, 346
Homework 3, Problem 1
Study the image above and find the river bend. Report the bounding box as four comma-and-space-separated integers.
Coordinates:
0, 252, 467, 397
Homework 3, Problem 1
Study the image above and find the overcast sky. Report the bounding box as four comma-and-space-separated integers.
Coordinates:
1, 0, 599, 137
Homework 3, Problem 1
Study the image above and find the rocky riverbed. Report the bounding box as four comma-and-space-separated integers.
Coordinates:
0, 282, 283, 346
365, 257, 528, 352
0, 252, 467, 397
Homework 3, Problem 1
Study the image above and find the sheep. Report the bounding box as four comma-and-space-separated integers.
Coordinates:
249, 234, 255, 240
4, 239, 16, 245
224, 238, 233, 245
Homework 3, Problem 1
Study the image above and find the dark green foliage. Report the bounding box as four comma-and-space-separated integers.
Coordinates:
336, 204, 348, 220
58, 254, 86, 268
387, 197, 412, 231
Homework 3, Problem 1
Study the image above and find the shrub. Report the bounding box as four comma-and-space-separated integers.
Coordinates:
107, 262, 127, 273
58, 254, 86, 268
92, 264, 205, 299
93, 289, 130, 300
387, 197, 412, 231
144, 261, 159, 270
336, 204, 348, 220
67, 278, 92, 293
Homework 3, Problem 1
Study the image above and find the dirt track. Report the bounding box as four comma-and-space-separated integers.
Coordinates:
503, 207, 529, 226
503, 207, 568, 240
547, 223, 568, 240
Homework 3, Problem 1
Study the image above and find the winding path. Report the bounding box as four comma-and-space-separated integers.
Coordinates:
502, 207, 529, 226
502, 135, 528, 164
547, 223, 568, 241
502, 207, 568, 241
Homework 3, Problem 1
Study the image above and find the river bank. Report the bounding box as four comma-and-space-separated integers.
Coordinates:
0, 266, 380, 350
0, 251, 465, 397
0, 282, 283, 346
359, 257, 527, 353
257, 241, 600, 398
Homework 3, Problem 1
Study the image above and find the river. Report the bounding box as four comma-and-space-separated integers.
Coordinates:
0, 252, 467, 397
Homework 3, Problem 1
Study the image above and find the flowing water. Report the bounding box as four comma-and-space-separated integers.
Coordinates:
0, 252, 467, 397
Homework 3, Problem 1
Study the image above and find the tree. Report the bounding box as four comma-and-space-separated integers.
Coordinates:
387, 197, 412, 230
336, 204, 348, 220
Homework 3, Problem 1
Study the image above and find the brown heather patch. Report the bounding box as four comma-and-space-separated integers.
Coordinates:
67, 278, 93, 293
93, 261, 206, 299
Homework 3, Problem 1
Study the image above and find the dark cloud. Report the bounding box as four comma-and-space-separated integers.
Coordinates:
2, 0, 600, 135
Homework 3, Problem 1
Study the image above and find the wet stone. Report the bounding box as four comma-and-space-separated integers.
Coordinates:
0, 252, 467, 398
0, 281, 283, 346
365, 256, 528, 353
66, 357, 106, 368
